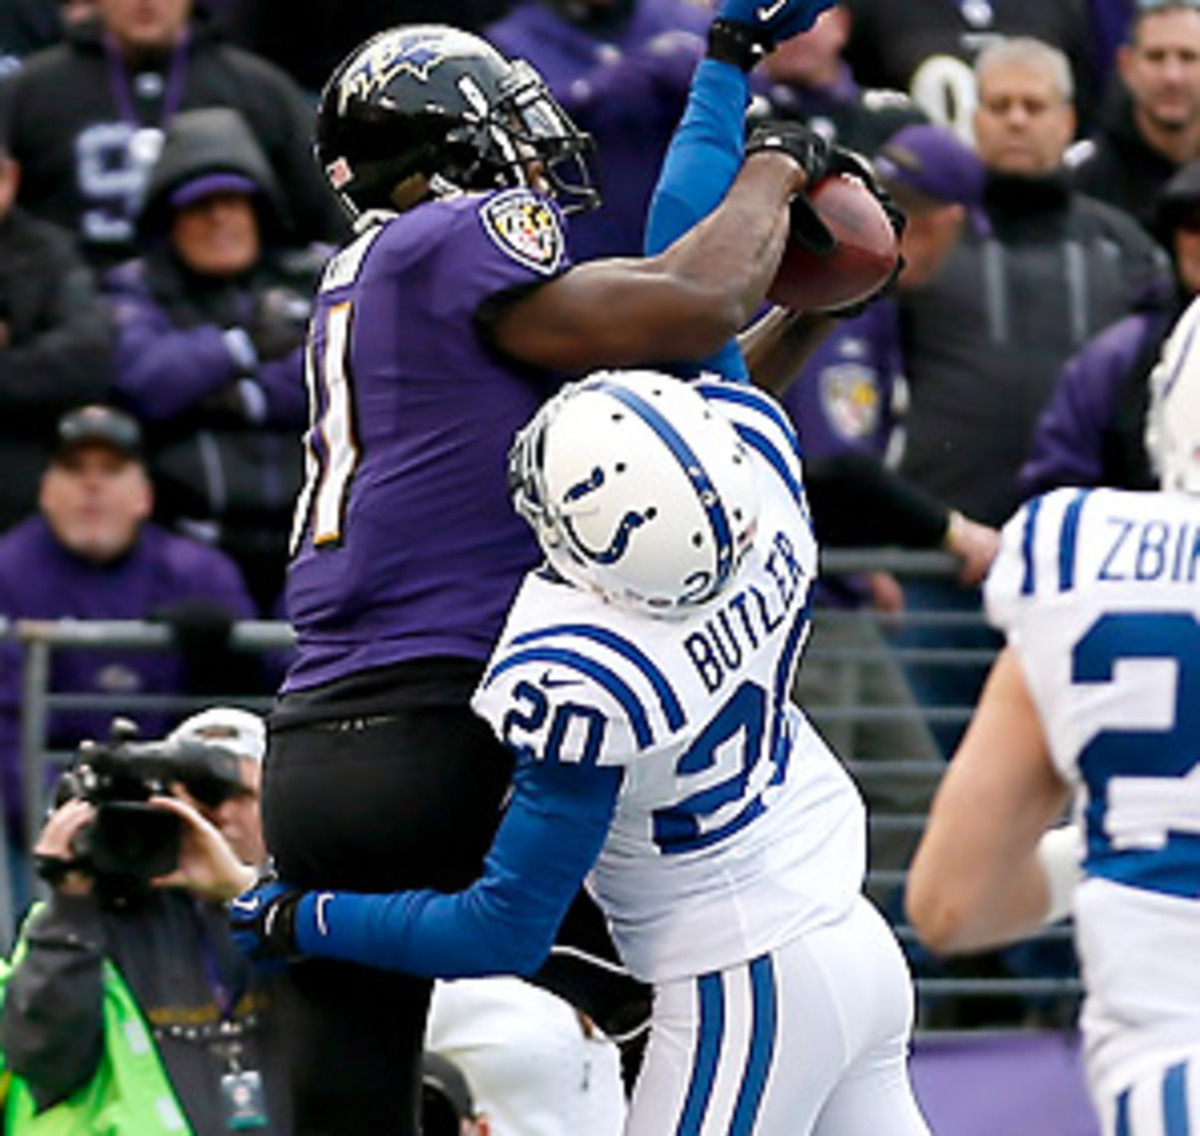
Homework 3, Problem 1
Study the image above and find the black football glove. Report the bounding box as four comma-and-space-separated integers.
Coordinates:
746, 120, 832, 188
747, 126, 908, 316
746, 121, 838, 253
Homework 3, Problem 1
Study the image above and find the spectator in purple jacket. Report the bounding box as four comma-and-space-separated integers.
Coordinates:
105, 106, 322, 612
0, 404, 257, 856
1019, 156, 1200, 498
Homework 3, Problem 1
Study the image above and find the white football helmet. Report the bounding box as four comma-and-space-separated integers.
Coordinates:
509, 370, 760, 617
1147, 296, 1200, 494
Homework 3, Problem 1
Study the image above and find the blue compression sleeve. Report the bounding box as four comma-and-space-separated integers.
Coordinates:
293, 760, 622, 978
643, 57, 751, 382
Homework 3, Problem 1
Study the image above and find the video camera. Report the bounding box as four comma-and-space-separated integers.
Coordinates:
57, 718, 245, 883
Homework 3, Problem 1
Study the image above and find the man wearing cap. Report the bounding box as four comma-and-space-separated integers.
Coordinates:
2, 704, 292, 1133
781, 122, 985, 478
426, 977, 624, 1136
0, 404, 256, 858
778, 122, 1000, 876
1021, 156, 1200, 497
1071, 0, 1200, 236
104, 106, 322, 612
168, 705, 268, 867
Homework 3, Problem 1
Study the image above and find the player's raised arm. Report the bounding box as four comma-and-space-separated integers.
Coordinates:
490, 0, 839, 377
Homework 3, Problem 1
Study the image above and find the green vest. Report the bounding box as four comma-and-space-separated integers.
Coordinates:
0, 921, 192, 1135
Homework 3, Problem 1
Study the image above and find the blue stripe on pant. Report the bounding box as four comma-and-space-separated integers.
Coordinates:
1164, 1061, 1189, 1136
676, 954, 779, 1135
677, 971, 725, 1135
1114, 1058, 1191, 1135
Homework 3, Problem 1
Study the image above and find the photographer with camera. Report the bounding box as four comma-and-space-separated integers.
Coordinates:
0, 708, 289, 1134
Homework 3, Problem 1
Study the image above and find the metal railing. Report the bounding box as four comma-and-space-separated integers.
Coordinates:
0, 551, 1083, 1031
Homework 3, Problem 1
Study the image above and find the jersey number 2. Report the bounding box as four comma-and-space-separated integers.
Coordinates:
1074, 611, 1200, 894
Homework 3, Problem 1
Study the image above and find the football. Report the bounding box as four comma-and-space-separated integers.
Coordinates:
767, 173, 901, 313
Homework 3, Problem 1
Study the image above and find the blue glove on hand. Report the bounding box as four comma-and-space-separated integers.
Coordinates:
715, 0, 837, 49
229, 871, 305, 962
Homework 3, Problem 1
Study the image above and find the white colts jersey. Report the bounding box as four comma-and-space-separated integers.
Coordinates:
988, 487, 1200, 1092
473, 382, 866, 984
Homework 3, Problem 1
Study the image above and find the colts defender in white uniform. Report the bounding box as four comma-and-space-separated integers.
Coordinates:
908, 296, 1200, 1136
232, 369, 928, 1135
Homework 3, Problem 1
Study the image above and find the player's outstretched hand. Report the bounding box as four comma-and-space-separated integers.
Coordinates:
715, 0, 837, 49
943, 512, 1001, 587
745, 120, 838, 256
746, 120, 833, 189
229, 870, 304, 963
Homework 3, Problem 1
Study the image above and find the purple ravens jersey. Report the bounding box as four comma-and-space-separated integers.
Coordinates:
284, 189, 571, 692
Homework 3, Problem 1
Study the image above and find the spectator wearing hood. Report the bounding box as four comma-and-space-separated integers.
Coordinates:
104, 106, 323, 613
0, 0, 345, 271
1020, 157, 1200, 497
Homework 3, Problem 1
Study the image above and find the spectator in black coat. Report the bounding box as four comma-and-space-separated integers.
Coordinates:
1070, 0, 1200, 235
0, 0, 346, 271
0, 138, 113, 532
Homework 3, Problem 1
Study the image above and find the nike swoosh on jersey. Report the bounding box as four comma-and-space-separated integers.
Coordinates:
756, 0, 788, 22
540, 669, 582, 689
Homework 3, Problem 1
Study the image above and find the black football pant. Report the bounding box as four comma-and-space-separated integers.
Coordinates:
263, 706, 513, 1136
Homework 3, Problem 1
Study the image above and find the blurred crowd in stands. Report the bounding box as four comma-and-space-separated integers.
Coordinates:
0, 0, 1197, 1061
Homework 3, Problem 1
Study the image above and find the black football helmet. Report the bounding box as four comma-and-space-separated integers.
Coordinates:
315, 24, 600, 222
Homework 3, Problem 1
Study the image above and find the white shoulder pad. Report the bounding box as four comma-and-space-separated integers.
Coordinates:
985, 487, 1095, 632
472, 600, 692, 769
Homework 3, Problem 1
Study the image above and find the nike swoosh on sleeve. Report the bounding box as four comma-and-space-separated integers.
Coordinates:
316, 892, 334, 936
756, 0, 788, 21
540, 669, 582, 689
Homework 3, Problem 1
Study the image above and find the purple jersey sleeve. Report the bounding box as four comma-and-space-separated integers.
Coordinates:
284, 191, 573, 691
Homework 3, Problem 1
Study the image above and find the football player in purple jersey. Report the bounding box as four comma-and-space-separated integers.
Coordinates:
257, 6, 864, 1130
